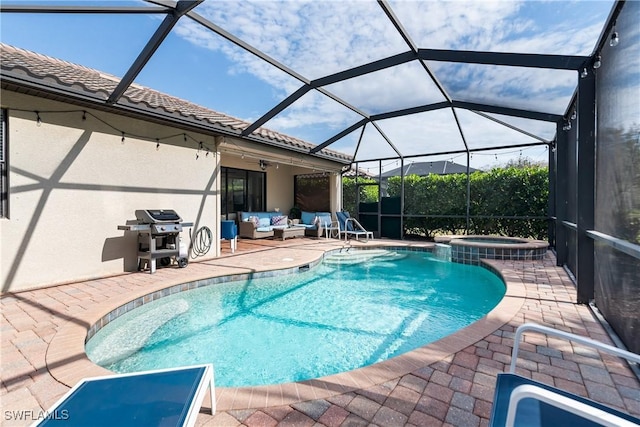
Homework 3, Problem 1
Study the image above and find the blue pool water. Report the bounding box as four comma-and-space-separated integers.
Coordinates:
86, 249, 505, 387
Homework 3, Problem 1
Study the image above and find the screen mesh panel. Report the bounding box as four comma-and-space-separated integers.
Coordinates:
594, 1, 640, 353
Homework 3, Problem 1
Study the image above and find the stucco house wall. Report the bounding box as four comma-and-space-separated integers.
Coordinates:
1, 92, 220, 292
0, 44, 351, 293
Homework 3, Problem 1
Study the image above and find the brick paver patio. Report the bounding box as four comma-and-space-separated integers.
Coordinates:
1, 238, 638, 426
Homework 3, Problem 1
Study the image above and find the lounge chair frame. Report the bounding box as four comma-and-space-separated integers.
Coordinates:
336, 212, 374, 241
34, 364, 215, 427
490, 323, 640, 427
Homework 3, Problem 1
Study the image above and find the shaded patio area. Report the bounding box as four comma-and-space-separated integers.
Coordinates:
1, 238, 638, 426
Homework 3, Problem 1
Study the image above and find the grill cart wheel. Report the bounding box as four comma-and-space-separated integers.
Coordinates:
160, 257, 171, 267
177, 257, 188, 268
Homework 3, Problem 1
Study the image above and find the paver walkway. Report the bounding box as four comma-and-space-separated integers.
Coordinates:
1, 238, 638, 426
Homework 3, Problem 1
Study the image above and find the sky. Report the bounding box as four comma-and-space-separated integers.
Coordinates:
0, 0, 616, 170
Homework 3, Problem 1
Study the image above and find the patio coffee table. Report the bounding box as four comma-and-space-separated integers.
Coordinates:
273, 226, 306, 240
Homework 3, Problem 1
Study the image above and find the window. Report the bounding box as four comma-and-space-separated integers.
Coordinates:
294, 174, 330, 212
1, 109, 7, 218
220, 167, 265, 218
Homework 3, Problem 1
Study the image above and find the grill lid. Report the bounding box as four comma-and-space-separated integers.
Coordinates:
135, 209, 182, 223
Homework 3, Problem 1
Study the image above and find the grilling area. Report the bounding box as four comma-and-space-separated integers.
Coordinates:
118, 209, 193, 274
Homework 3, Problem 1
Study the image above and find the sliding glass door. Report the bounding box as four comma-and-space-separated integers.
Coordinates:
221, 167, 265, 219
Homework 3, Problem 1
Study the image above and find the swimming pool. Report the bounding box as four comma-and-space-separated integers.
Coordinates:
85, 249, 505, 387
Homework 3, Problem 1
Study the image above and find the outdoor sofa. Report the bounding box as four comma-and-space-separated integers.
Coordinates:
237, 210, 335, 239
298, 211, 334, 238
237, 211, 288, 239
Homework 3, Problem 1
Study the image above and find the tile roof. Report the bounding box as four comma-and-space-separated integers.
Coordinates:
381, 161, 478, 177
0, 43, 351, 163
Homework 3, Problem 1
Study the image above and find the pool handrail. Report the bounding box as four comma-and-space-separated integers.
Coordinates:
335, 211, 374, 241
510, 322, 640, 374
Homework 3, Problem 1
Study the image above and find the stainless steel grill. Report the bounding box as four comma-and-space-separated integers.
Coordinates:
118, 209, 193, 273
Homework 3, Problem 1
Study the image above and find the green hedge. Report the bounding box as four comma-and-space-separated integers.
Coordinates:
342, 177, 378, 215
343, 166, 549, 239
468, 167, 549, 239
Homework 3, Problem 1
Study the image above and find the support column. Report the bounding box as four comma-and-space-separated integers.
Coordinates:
576, 68, 596, 304
465, 151, 471, 233
214, 135, 224, 258
330, 172, 342, 214
548, 141, 556, 248
400, 157, 405, 239
555, 123, 568, 267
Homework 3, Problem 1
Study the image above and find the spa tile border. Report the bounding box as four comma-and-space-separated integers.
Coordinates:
435, 235, 550, 265
451, 245, 548, 265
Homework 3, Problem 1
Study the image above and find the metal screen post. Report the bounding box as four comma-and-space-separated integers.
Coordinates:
465, 151, 471, 234
576, 67, 596, 304
378, 159, 382, 237
400, 157, 405, 239
554, 123, 568, 266
548, 141, 556, 248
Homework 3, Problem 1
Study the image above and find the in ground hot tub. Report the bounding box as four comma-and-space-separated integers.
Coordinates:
436, 235, 549, 265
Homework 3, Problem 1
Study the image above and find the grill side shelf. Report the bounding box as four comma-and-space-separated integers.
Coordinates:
118, 224, 151, 232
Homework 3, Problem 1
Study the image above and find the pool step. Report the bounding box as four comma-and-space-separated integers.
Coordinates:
87, 299, 189, 366
323, 249, 407, 265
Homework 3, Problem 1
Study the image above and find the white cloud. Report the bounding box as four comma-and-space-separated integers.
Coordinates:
176, 0, 613, 161
388, 0, 525, 50
192, 1, 405, 78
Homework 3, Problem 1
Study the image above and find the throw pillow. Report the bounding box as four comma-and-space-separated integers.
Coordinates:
259, 217, 271, 227
248, 216, 260, 228
271, 215, 288, 226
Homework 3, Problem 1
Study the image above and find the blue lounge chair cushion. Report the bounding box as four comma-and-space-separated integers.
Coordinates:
489, 373, 640, 427
336, 211, 354, 231
37, 365, 213, 427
